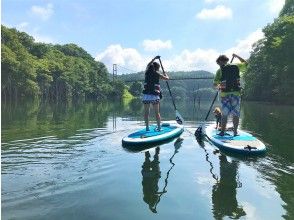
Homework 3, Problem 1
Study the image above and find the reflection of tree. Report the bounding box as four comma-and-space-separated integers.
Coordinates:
129, 98, 143, 114
241, 102, 294, 219
141, 138, 183, 213
1, 100, 112, 142
212, 154, 246, 219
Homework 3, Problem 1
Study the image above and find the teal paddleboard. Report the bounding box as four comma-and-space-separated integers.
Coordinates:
205, 124, 266, 155
122, 123, 184, 148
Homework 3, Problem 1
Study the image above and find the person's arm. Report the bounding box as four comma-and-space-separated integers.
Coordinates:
157, 70, 169, 80
232, 53, 247, 64
232, 54, 248, 77
214, 69, 221, 89
147, 55, 161, 67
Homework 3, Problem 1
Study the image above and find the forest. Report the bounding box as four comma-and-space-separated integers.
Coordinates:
243, 0, 294, 104
1, 25, 127, 102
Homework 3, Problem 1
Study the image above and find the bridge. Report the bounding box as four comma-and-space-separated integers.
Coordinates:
112, 64, 214, 82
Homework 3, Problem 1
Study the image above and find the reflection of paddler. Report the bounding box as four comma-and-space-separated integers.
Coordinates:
141, 138, 183, 213
212, 154, 246, 219
141, 147, 161, 213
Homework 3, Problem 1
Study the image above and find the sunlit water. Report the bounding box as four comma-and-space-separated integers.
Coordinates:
1, 99, 294, 220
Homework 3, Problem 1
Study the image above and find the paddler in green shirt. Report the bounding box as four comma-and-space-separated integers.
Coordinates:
214, 54, 248, 136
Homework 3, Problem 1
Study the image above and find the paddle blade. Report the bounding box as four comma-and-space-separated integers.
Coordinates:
194, 123, 206, 140
176, 110, 184, 125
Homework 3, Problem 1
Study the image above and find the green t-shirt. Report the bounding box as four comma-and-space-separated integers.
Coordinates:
214, 62, 247, 97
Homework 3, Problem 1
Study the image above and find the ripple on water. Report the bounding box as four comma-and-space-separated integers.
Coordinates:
1, 128, 125, 209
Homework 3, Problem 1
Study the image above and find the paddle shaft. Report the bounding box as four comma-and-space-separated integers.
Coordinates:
158, 58, 177, 111
204, 91, 219, 121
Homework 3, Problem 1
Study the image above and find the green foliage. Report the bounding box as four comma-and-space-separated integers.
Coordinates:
1, 25, 115, 102
111, 80, 126, 99
279, 0, 294, 16
119, 70, 215, 100
122, 88, 134, 99
243, 2, 294, 104
128, 81, 143, 96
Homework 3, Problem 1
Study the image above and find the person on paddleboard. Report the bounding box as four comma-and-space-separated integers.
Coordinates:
214, 54, 247, 136
142, 56, 169, 131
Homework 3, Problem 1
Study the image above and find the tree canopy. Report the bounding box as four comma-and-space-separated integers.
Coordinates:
243, 0, 294, 104
1, 25, 125, 102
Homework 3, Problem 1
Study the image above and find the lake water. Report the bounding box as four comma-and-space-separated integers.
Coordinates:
1, 99, 294, 220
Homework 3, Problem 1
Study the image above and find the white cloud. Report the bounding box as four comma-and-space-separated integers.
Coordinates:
31, 3, 54, 21
15, 22, 55, 43
205, 0, 226, 3
16, 22, 29, 30
142, 39, 172, 51
225, 29, 264, 59
33, 34, 54, 43
164, 49, 219, 72
95, 44, 146, 73
95, 29, 264, 74
267, 0, 285, 14
196, 5, 232, 20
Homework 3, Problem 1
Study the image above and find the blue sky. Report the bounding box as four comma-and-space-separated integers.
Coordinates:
2, 0, 285, 74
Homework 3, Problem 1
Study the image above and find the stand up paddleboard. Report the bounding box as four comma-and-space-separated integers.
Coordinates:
205, 124, 266, 155
122, 123, 184, 149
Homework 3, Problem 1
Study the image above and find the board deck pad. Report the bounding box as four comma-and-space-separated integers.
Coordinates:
122, 123, 184, 148
205, 124, 266, 154
128, 125, 176, 139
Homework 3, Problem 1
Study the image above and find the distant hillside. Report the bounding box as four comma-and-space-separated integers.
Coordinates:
117, 70, 214, 82
118, 70, 216, 100
1, 25, 125, 102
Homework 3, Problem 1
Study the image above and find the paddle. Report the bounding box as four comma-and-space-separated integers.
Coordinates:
194, 56, 235, 139
151, 137, 183, 213
194, 90, 219, 139
157, 57, 184, 125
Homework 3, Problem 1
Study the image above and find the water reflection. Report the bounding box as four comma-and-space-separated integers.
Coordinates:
2, 100, 117, 142
212, 154, 246, 219
197, 137, 246, 219
141, 147, 162, 213
141, 138, 183, 213
198, 139, 219, 181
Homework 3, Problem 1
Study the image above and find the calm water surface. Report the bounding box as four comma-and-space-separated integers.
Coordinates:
2, 99, 294, 220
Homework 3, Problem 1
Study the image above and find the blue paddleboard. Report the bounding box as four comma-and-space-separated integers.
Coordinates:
122, 123, 184, 148
205, 124, 266, 155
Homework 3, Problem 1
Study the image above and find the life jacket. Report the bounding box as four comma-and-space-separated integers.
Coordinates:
219, 64, 241, 92
142, 68, 161, 95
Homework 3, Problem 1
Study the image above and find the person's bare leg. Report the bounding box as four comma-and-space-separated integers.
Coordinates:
153, 103, 161, 130
144, 104, 151, 131
220, 115, 228, 135
233, 115, 239, 136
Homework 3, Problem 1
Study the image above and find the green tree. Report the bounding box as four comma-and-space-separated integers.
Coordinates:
1, 25, 123, 102
129, 81, 143, 96
243, 1, 294, 104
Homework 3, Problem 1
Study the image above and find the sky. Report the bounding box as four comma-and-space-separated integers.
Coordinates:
1, 0, 285, 74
